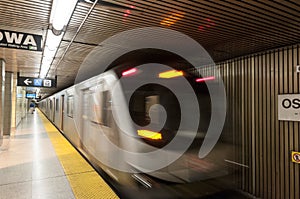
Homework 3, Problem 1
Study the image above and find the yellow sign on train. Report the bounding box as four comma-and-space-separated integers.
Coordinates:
291, 151, 300, 164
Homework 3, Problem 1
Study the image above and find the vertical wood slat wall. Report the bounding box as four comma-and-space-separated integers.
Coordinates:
216, 44, 300, 199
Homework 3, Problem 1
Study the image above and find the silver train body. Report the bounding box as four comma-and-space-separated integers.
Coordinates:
39, 68, 233, 189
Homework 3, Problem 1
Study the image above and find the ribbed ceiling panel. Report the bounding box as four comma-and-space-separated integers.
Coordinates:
0, 0, 50, 80
0, 0, 300, 96
0, 0, 51, 31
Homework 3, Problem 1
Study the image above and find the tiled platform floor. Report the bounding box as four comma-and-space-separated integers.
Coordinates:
0, 110, 118, 199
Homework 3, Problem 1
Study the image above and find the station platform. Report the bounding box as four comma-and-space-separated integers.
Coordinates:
0, 109, 119, 199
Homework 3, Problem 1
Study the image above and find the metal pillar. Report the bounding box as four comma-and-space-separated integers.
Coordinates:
3, 72, 13, 136
0, 59, 5, 145
11, 72, 17, 131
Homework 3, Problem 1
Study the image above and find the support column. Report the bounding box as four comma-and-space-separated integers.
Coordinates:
11, 73, 17, 132
16, 87, 27, 127
0, 59, 5, 145
3, 72, 13, 136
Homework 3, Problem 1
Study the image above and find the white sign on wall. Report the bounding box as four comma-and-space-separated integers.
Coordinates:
278, 94, 300, 121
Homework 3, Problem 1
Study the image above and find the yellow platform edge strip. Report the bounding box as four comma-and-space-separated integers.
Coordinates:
37, 110, 119, 199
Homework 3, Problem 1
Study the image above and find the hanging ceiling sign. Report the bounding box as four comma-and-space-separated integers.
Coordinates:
0, 29, 42, 51
17, 76, 56, 88
278, 94, 300, 121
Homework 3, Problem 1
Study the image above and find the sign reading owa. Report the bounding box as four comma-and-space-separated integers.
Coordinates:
0, 29, 42, 51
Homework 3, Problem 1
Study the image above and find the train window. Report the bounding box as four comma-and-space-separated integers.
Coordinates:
67, 95, 74, 118
56, 98, 59, 111
129, 84, 181, 148
101, 91, 112, 127
145, 95, 160, 124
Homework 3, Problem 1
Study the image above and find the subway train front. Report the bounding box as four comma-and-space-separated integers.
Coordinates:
39, 66, 234, 198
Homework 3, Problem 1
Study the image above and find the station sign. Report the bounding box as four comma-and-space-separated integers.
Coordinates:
291, 151, 300, 164
0, 29, 42, 52
278, 94, 300, 121
17, 76, 56, 88
26, 93, 36, 99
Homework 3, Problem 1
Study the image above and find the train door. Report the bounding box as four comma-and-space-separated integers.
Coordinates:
60, 95, 64, 130
52, 97, 55, 122
99, 84, 122, 148
145, 95, 160, 125
55, 98, 59, 124
46, 99, 48, 115
48, 99, 53, 120
81, 89, 92, 148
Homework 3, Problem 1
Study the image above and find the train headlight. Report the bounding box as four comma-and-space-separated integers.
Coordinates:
137, 130, 162, 140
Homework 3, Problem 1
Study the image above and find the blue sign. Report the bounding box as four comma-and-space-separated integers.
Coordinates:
26, 93, 36, 99
33, 79, 43, 86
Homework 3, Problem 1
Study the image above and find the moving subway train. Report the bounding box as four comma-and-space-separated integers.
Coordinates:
39, 64, 234, 197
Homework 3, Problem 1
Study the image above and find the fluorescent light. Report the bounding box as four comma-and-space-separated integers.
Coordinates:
40, 67, 49, 75
45, 29, 63, 50
50, 0, 78, 31
39, 0, 77, 78
40, 59, 52, 78
159, 70, 183, 78
43, 30, 63, 58
39, 30, 63, 78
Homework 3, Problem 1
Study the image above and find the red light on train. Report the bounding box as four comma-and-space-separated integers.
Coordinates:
122, 68, 137, 76
196, 76, 215, 82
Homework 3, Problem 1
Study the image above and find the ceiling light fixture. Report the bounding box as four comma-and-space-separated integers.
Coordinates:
39, 29, 64, 78
39, 0, 78, 78
50, 0, 78, 33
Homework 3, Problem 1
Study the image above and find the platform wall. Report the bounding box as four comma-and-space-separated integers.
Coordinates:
217, 44, 300, 199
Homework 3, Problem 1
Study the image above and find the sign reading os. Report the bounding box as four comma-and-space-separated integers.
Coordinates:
278, 94, 300, 121
0, 29, 42, 51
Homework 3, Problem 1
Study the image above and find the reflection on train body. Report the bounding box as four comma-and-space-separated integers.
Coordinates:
39, 66, 236, 198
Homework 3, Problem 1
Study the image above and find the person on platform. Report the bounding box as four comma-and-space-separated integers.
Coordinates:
29, 101, 35, 114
